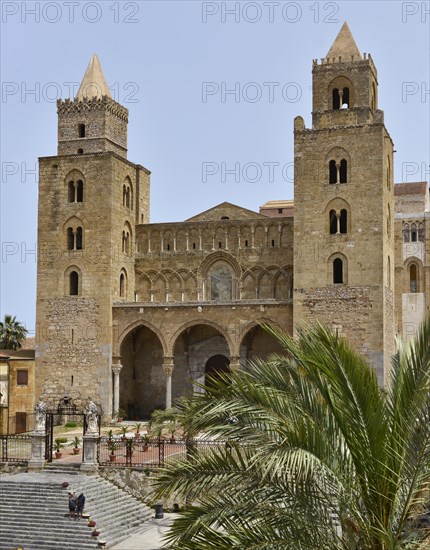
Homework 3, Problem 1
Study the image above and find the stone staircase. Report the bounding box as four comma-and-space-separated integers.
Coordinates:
0, 466, 155, 549
0, 479, 97, 549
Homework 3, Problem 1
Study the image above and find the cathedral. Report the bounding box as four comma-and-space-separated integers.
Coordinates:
34, 22, 429, 420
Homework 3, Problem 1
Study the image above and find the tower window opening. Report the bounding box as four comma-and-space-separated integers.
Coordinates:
192, 242, 196, 250
339, 159, 347, 183
333, 258, 344, 284
244, 240, 248, 248
76, 227, 83, 250
67, 227, 74, 250
342, 87, 350, 107
340, 209, 347, 234
166, 243, 170, 251
329, 160, 337, 184
403, 223, 410, 242
332, 88, 340, 110
411, 223, 417, 242
410, 264, 417, 293
69, 271, 79, 295
120, 273, 125, 297
76, 180, 83, 202
78, 124, 85, 138
271, 239, 275, 247
77, 149, 83, 155
329, 209, 337, 234
68, 181, 75, 202
218, 241, 222, 248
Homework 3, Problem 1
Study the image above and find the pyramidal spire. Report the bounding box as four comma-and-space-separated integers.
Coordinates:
325, 21, 362, 61
76, 54, 112, 100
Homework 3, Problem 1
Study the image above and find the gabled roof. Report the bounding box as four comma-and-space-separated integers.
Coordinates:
325, 21, 362, 61
76, 54, 112, 100
186, 202, 267, 222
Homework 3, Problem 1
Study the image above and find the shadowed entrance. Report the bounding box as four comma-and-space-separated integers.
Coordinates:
120, 326, 164, 419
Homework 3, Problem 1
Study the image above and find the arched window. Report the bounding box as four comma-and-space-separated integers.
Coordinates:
69, 271, 79, 295
411, 223, 417, 242
210, 264, 233, 301
342, 87, 349, 107
410, 264, 417, 293
333, 258, 344, 284
340, 209, 347, 234
119, 272, 127, 297
76, 227, 83, 250
67, 228, 74, 250
403, 223, 410, 242
329, 160, 337, 184
78, 124, 85, 138
77, 148, 83, 155
68, 181, 75, 202
123, 185, 126, 207
122, 229, 131, 254
76, 180, 83, 202
332, 88, 340, 110
329, 210, 337, 234
339, 159, 347, 183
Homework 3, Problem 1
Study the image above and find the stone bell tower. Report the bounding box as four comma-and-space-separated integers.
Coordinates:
35, 55, 150, 415
293, 22, 395, 385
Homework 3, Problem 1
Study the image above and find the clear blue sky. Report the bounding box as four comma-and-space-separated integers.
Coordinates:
1, 0, 429, 333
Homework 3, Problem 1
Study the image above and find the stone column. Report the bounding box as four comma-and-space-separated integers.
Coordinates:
112, 364, 123, 420
229, 356, 241, 372
163, 358, 174, 410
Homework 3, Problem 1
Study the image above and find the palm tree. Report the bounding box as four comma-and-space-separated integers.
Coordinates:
0, 314, 28, 350
153, 317, 430, 549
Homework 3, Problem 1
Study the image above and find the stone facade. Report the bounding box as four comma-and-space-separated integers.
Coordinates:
34, 30, 428, 420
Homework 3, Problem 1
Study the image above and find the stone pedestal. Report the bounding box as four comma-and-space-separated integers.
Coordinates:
28, 431, 45, 471
80, 433, 99, 474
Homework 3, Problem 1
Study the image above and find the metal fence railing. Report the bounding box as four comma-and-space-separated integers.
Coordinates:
98, 437, 229, 468
0, 434, 32, 462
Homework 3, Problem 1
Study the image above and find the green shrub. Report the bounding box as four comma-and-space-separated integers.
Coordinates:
64, 421, 77, 428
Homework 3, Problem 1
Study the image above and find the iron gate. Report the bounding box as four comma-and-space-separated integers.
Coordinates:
44, 401, 101, 462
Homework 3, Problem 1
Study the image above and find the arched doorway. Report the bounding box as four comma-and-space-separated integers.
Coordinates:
173, 323, 231, 399
204, 354, 230, 390
240, 325, 285, 367
120, 326, 164, 419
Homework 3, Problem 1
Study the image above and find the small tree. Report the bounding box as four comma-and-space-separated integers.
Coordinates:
149, 408, 180, 439
0, 315, 28, 350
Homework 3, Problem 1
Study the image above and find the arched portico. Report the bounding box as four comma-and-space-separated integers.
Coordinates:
119, 325, 165, 419
172, 323, 232, 400
240, 322, 285, 367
